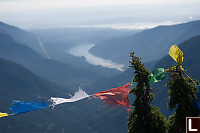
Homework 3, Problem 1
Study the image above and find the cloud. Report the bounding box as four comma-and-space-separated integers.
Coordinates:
0, 0, 197, 13
0, 0, 200, 29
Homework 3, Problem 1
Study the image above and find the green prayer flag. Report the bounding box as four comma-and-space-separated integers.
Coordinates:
148, 68, 167, 83
131, 82, 136, 84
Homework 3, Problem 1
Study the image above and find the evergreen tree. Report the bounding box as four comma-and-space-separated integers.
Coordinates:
166, 67, 199, 133
127, 52, 167, 133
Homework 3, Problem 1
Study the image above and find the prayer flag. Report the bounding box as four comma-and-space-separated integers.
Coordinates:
50, 88, 90, 106
132, 68, 167, 84
0, 112, 8, 118
148, 68, 167, 83
10, 100, 50, 115
166, 45, 184, 71
169, 45, 183, 66
92, 83, 131, 111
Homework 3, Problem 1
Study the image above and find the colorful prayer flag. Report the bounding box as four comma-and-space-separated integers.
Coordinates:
50, 88, 90, 106
92, 83, 131, 111
132, 68, 167, 84
169, 45, 183, 65
10, 100, 50, 115
166, 45, 184, 71
148, 68, 167, 83
0, 112, 8, 118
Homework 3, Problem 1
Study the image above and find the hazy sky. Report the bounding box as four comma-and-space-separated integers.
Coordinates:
0, 0, 200, 29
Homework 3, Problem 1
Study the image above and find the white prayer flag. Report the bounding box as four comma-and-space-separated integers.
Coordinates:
50, 88, 90, 106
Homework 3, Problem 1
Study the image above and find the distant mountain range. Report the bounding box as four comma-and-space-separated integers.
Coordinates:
0, 22, 45, 57
0, 21, 123, 79
30, 27, 139, 76
0, 24, 106, 87
90, 20, 200, 65
1, 20, 200, 133
0, 32, 42, 61
31, 27, 139, 45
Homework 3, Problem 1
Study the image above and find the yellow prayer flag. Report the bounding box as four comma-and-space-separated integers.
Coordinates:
0, 112, 8, 118
165, 45, 184, 71
168, 45, 183, 66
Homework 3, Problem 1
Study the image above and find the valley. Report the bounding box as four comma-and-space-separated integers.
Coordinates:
0, 20, 200, 133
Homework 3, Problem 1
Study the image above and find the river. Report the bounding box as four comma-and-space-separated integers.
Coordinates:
67, 44, 125, 71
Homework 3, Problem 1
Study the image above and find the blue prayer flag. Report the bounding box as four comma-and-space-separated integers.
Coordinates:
10, 100, 50, 115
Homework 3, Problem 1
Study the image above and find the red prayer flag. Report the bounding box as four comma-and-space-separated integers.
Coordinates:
93, 83, 132, 111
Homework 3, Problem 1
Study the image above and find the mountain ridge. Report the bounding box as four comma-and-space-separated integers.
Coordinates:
0, 27, 104, 87
0, 21, 46, 57
90, 20, 200, 65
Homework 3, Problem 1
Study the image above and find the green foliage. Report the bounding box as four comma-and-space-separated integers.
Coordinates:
127, 52, 167, 133
166, 69, 200, 133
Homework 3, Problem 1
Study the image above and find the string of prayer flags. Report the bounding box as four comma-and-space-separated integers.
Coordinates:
50, 88, 90, 107
10, 100, 50, 115
0, 112, 8, 118
148, 68, 167, 83
166, 45, 184, 71
92, 83, 132, 111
